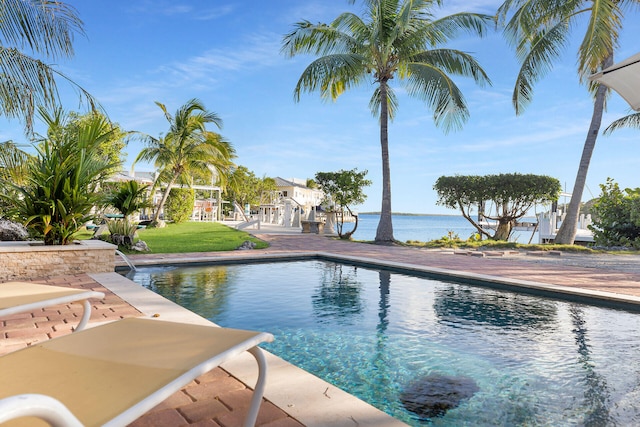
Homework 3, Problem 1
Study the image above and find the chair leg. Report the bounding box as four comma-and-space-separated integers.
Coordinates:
244, 346, 268, 427
75, 300, 92, 331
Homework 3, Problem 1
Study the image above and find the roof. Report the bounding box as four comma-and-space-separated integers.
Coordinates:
275, 177, 309, 189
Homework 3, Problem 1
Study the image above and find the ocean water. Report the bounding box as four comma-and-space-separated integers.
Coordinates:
346, 213, 538, 243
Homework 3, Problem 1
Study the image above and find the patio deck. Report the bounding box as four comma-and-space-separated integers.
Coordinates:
3, 231, 640, 426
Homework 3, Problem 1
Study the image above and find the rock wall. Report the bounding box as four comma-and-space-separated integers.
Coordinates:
0, 240, 117, 282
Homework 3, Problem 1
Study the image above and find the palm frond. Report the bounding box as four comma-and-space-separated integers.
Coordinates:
369, 85, 399, 120
281, 17, 359, 57
294, 54, 368, 101
408, 49, 491, 86
0, 0, 83, 59
424, 12, 494, 46
404, 62, 469, 132
512, 20, 570, 114
577, 0, 621, 80
603, 112, 640, 135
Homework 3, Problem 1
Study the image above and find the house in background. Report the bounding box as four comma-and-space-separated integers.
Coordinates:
250, 178, 324, 228
274, 177, 324, 210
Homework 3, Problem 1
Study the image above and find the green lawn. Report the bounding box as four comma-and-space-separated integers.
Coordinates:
133, 222, 268, 253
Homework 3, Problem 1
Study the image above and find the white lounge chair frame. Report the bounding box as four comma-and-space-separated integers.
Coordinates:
0, 317, 274, 427
0, 282, 105, 331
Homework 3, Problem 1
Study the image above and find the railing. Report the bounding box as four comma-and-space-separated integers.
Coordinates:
236, 219, 260, 230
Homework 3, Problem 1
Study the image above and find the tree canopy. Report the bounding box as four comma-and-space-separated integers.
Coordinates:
434, 173, 561, 240
315, 168, 371, 239
225, 166, 277, 211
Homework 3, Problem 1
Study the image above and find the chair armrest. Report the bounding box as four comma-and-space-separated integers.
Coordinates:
0, 394, 83, 427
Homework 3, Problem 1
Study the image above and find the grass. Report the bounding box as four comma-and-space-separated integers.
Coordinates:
130, 222, 268, 253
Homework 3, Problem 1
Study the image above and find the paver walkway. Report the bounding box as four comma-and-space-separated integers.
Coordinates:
4, 232, 640, 427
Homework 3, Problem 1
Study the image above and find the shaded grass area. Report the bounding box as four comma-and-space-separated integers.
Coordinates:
134, 222, 268, 253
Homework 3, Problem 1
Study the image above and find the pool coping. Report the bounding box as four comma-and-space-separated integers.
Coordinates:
110, 250, 640, 426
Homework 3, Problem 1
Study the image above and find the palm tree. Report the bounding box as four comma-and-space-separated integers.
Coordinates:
282, 0, 492, 244
0, 0, 96, 131
497, 0, 638, 244
135, 99, 235, 224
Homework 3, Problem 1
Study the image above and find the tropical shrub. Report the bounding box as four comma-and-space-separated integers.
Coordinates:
165, 187, 194, 223
107, 219, 138, 248
2, 109, 119, 245
104, 180, 151, 218
589, 178, 640, 248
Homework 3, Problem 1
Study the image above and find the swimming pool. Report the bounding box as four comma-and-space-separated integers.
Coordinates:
129, 260, 640, 426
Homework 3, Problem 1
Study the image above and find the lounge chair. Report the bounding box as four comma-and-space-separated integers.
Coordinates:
0, 317, 274, 427
0, 282, 105, 332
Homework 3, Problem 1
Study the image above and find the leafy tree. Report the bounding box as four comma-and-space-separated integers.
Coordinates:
165, 187, 195, 224
434, 173, 561, 241
104, 180, 151, 218
65, 111, 128, 172
224, 166, 273, 210
497, 0, 638, 244
282, 0, 492, 244
588, 178, 640, 248
1, 109, 120, 244
315, 168, 372, 239
135, 98, 236, 225
0, 0, 97, 131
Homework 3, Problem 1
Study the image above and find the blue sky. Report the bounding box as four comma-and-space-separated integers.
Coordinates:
3, 0, 640, 215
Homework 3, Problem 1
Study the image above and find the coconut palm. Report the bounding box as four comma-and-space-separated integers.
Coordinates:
0, 0, 96, 131
497, 0, 639, 244
135, 99, 235, 225
282, 0, 492, 244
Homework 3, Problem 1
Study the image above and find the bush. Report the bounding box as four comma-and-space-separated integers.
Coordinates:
104, 180, 150, 218
589, 178, 640, 248
2, 110, 118, 245
165, 187, 194, 223
107, 219, 138, 248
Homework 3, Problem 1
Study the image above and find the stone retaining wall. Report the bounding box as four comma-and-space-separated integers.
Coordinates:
0, 240, 117, 282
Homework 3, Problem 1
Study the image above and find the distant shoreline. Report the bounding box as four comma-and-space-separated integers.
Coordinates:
358, 212, 459, 217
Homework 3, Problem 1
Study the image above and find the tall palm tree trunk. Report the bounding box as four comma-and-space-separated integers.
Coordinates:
554, 80, 609, 244
375, 80, 395, 243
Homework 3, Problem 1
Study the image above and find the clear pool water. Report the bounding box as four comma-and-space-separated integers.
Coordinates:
129, 260, 640, 426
